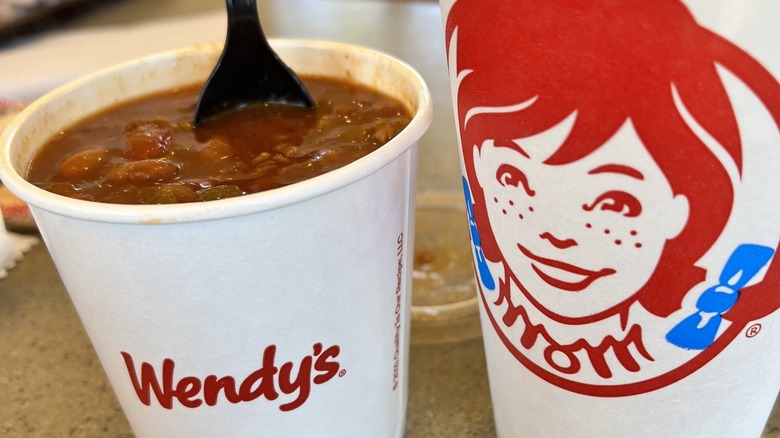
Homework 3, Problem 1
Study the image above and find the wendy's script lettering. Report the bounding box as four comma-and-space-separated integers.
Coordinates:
121, 343, 342, 412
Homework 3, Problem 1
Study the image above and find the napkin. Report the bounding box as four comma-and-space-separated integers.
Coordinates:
0, 217, 37, 279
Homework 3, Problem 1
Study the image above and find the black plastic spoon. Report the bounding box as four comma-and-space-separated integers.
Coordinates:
194, 0, 315, 125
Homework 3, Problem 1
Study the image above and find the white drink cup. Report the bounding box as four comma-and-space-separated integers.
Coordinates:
0, 40, 431, 437
438, 0, 780, 436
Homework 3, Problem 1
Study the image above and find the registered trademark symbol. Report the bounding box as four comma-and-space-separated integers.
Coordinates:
338, 369, 347, 377
745, 323, 762, 338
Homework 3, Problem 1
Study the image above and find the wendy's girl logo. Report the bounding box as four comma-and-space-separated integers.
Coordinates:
445, 0, 780, 396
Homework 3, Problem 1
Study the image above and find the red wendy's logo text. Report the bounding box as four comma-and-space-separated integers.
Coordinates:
121, 343, 342, 412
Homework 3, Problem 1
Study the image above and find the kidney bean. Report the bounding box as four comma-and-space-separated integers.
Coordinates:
57, 148, 111, 179
109, 159, 179, 183
125, 121, 172, 160
199, 137, 234, 162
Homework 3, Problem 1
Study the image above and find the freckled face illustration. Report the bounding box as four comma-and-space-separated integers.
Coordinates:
474, 114, 690, 320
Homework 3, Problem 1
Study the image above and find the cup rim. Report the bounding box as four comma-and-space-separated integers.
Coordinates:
0, 39, 432, 224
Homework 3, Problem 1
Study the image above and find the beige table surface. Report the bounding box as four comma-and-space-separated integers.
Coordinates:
0, 0, 778, 437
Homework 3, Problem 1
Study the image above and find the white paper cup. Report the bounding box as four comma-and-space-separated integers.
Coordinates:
439, 1, 780, 436
0, 40, 431, 437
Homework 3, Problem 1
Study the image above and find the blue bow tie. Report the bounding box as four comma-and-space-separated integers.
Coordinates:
666, 243, 775, 350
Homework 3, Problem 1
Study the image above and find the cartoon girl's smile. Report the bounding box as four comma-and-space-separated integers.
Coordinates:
517, 242, 615, 292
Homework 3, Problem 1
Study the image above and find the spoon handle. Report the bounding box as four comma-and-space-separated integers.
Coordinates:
194, 0, 314, 124
226, 0, 267, 49
228, 0, 261, 25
